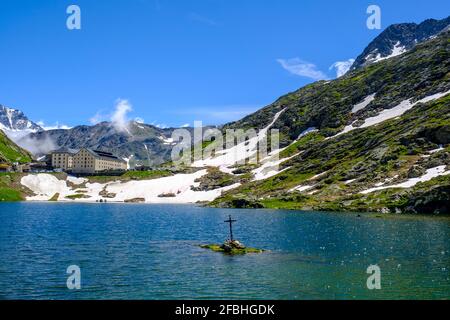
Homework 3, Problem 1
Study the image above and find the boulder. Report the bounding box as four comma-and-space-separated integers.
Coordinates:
407, 165, 426, 178
99, 189, 116, 198
221, 243, 233, 253
230, 240, 246, 249
124, 198, 146, 203
158, 193, 176, 198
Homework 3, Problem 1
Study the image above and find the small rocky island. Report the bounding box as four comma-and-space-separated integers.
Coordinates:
200, 215, 264, 255
200, 240, 264, 255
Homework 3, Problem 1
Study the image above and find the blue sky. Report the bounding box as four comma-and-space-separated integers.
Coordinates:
0, 0, 449, 128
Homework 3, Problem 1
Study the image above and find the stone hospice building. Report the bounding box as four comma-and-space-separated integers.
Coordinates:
51, 148, 127, 174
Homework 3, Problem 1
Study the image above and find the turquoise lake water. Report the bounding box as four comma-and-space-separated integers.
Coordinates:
0, 202, 448, 300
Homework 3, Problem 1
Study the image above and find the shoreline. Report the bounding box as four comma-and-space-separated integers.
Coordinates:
2, 200, 449, 219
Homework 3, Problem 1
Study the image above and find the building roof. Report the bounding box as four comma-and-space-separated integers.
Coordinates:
82, 148, 126, 163
51, 148, 79, 154
52, 147, 125, 163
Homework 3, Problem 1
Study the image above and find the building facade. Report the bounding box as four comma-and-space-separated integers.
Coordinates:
51, 149, 74, 171
72, 148, 127, 174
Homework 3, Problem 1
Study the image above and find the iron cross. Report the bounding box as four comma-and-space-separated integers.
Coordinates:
224, 215, 237, 241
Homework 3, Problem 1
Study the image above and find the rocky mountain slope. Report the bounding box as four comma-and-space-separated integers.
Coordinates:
0, 102, 210, 167
0, 104, 42, 132
225, 30, 449, 144
350, 16, 449, 70
208, 30, 450, 215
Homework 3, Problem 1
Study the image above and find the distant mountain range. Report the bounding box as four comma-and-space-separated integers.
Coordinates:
22, 121, 199, 167
350, 16, 450, 70
0, 105, 205, 167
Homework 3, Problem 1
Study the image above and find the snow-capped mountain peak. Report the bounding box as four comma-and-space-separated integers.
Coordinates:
0, 104, 42, 132
351, 16, 450, 70
367, 41, 407, 64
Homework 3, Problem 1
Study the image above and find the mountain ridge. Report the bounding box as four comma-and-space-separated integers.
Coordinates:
224, 30, 450, 146
22, 120, 208, 167
350, 16, 450, 70
0, 104, 42, 132
209, 29, 450, 214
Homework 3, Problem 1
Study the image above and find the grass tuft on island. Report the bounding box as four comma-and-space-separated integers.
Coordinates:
200, 244, 265, 255
65, 194, 92, 200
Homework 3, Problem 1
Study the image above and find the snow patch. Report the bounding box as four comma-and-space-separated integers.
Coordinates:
192, 108, 286, 168
104, 170, 240, 203
308, 171, 328, 181
330, 90, 450, 139
20, 170, 241, 204
298, 127, 318, 139
21, 174, 71, 201
252, 153, 299, 181
159, 136, 176, 145
290, 185, 313, 193
429, 146, 444, 154
6, 108, 14, 128
352, 94, 376, 113
360, 166, 449, 194
67, 176, 87, 185
373, 42, 407, 63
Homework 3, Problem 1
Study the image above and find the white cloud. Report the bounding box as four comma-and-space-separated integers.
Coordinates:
329, 58, 355, 78
277, 58, 328, 81
89, 100, 147, 133
181, 123, 190, 128
37, 121, 72, 131
111, 99, 133, 133
7, 131, 57, 155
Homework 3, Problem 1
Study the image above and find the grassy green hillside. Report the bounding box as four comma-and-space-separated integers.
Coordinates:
209, 32, 450, 215
0, 129, 32, 164
224, 31, 450, 145
211, 95, 450, 214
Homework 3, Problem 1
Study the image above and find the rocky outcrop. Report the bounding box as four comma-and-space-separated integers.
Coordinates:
191, 168, 238, 191
99, 189, 117, 198
124, 198, 146, 203
404, 185, 450, 214
408, 165, 427, 178
351, 16, 450, 70
229, 198, 264, 209
158, 193, 176, 198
